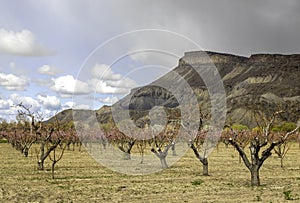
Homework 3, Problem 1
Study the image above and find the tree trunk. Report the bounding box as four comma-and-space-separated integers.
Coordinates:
79, 142, 82, 152
52, 161, 56, 179
38, 141, 60, 171
124, 152, 131, 160
38, 142, 45, 170
250, 166, 260, 186
151, 144, 171, 169
202, 158, 209, 176
102, 142, 107, 149
160, 157, 168, 169
171, 143, 177, 156
38, 160, 44, 170
119, 141, 134, 160
23, 147, 29, 157
190, 143, 209, 176
280, 157, 284, 168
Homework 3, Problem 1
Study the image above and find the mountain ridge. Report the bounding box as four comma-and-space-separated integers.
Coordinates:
48, 51, 300, 128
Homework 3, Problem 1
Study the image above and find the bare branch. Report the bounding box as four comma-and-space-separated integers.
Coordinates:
283, 125, 300, 141
228, 138, 251, 169
264, 110, 283, 139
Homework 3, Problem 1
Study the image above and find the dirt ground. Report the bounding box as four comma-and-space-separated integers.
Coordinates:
0, 142, 300, 202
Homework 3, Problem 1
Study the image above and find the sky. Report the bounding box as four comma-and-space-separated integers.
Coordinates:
0, 0, 300, 121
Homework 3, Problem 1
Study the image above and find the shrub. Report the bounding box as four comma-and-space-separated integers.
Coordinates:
283, 189, 299, 200
191, 179, 204, 186
231, 123, 249, 131
0, 139, 7, 143
272, 122, 297, 133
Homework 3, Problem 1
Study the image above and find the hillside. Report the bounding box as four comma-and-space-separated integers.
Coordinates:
51, 51, 300, 128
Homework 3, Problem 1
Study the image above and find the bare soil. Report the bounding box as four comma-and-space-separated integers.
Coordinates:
1, 143, 300, 202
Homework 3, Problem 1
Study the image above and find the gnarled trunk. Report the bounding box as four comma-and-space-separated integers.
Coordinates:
38, 142, 45, 170
159, 157, 168, 169
190, 143, 209, 176
38, 140, 61, 170
151, 144, 172, 169
171, 143, 177, 156
280, 157, 284, 168
38, 159, 44, 170
51, 161, 56, 179
123, 151, 131, 160
202, 158, 209, 176
118, 141, 135, 160
250, 166, 260, 186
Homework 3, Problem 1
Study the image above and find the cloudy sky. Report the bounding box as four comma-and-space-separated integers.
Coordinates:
0, 0, 299, 121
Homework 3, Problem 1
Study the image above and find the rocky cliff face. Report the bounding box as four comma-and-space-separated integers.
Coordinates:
111, 51, 300, 128
51, 51, 300, 128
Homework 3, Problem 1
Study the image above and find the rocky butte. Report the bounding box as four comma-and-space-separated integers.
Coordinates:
51, 51, 300, 128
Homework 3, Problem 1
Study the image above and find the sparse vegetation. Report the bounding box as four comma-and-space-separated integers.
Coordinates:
0, 139, 7, 143
191, 179, 204, 186
283, 189, 299, 201
1, 101, 299, 201
254, 195, 262, 201
1, 142, 300, 202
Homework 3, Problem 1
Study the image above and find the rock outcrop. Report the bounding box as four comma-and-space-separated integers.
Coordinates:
112, 51, 300, 128
50, 51, 300, 128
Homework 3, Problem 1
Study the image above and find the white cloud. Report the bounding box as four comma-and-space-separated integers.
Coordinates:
0, 99, 12, 110
88, 63, 138, 95
9, 94, 41, 112
106, 77, 137, 88
0, 96, 40, 121
38, 65, 60, 76
37, 94, 61, 110
92, 64, 122, 81
0, 94, 67, 121
0, 98, 17, 121
62, 101, 74, 109
0, 108, 17, 121
0, 72, 29, 91
50, 72, 135, 99
88, 79, 134, 94
88, 79, 117, 94
51, 75, 91, 97
61, 101, 90, 110
0, 29, 54, 56
98, 96, 119, 104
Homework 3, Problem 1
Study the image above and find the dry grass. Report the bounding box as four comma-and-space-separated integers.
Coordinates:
0, 142, 300, 202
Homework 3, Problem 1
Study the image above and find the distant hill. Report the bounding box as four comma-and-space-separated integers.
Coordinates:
46, 109, 94, 124
50, 51, 300, 128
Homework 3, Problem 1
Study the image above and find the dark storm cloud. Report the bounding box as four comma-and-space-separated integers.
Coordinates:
120, 0, 300, 56
21, 0, 300, 56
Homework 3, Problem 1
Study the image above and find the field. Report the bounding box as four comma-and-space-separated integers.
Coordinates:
1, 142, 300, 202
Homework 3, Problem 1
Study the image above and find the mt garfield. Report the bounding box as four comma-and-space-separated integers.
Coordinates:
54, 51, 300, 128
